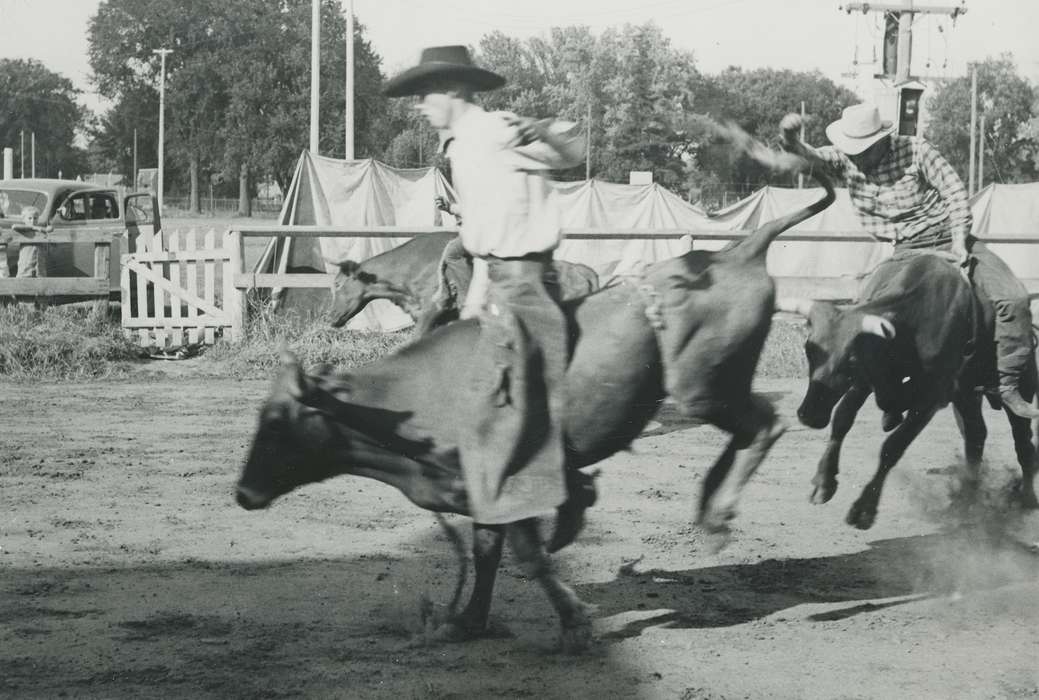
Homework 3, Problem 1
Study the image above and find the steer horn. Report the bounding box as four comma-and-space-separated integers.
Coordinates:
775, 297, 815, 317
860, 314, 896, 340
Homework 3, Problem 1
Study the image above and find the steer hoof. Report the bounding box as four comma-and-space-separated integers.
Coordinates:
809, 477, 838, 505
846, 502, 877, 530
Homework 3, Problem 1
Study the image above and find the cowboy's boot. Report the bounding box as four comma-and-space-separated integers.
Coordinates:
547, 469, 598, 554
993, 299, 1039, 420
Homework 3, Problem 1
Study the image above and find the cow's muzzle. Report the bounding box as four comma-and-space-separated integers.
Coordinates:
236, 485, 272, 510
797, 381, 841, 429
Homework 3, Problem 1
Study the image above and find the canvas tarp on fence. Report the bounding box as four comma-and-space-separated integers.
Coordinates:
969, 182, 1039, 280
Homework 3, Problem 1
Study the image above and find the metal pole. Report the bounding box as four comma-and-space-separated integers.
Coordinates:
798, 101, 806, 189
3, 148, 12, 180
345, 0, 355, 160
585, 101, 591, 180
310, 0, 321, 154
153, 48, 173, 214
978, 113, 985, 191
20, 130, 24, 178
133, 127, 138, 190
968, 64, 977, 195
31, 132, 35, 178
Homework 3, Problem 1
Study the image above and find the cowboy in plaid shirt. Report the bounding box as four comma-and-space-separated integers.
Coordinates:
782, 103, 1039, 420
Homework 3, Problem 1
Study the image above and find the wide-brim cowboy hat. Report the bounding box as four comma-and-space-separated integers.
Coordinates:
384, 45, 505, 97
825, 103, 895, 155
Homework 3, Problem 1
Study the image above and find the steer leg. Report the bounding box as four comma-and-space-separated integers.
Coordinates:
432, 523, 505, 642
506, 518, 594, 654
811, 383, 871, 505
847, 402, 940, 529
1004, 408, 1039, 509
951, 390, 987, 504
698, 394, 786, 550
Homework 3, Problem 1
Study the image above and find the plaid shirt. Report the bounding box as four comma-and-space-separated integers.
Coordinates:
809, 135, 972, 247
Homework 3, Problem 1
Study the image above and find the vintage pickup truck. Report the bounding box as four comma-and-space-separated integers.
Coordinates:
0, 178, 160, 295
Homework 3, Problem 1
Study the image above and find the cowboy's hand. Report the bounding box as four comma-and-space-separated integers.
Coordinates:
434, 195, 449, 212
780, 113, 802, 149
951, 240, 971, 267
505, 115, 540, 147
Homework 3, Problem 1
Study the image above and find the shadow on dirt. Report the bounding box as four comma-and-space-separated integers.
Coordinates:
577, 526, 1039, 640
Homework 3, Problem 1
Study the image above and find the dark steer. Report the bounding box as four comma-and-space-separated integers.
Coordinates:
237, 168, 835, 653
327, 233, 599, 331
780, 252, 1039, 529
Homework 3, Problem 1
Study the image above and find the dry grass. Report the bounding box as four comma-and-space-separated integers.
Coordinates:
0, 302, 141, 380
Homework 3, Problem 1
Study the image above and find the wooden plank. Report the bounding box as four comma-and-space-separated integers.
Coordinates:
131, 261, 224, 318
225, 229, 247, 342
171, 328, 184, 347
121, 316, 227, 329
135, 261, 149, 324
168, 232, 183, 322
203, 229, 216, 311
230, 225, 1039, 246
185, 230, 198, 320
128, 248, 230, 263
151, 246, 166, 327
0, 278, 108, 295
234, 272, 336, 289
93, 242, 111, 317
138, 329, 149, 348
154, 328, 168, 350
6, 229, 119, 244
187, 328, 199, 345
204, 327, 215, 345
120, 257, 131, 328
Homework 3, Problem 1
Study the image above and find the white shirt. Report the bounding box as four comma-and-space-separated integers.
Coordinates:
448, 106, 583, 259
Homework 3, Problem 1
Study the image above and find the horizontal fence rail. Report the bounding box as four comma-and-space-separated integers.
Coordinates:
0, 228, 116, 312
223, 226, 1039, 342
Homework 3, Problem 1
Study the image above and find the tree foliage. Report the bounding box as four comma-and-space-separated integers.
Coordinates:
925, 54, 1039, 187
0, 59, 89, 178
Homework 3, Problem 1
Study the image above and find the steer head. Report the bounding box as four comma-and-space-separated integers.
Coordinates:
236, 353, 343, 510
328, 258, 422, 327
777, 298, 896, 429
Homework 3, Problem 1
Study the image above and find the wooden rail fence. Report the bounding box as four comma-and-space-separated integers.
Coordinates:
223, 226, 1039, 343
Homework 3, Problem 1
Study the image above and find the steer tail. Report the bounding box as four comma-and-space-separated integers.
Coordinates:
732, 165, 836, 263
699, 117, 836, 264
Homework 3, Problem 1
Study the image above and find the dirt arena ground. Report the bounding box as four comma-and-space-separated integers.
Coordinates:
2, 368, 1038, 699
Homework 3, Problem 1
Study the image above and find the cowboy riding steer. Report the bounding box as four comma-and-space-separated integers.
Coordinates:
779, 251, 1038, 529
236, 150, 835, 653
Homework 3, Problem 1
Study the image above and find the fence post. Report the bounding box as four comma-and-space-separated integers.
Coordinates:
93, 239, 111, 318
224, 228, 247, 342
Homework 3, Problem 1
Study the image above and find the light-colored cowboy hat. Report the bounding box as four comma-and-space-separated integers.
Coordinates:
384, 45, 506, 97
825, 103, 895, 155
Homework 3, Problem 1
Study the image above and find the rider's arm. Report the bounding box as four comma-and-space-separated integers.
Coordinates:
779, 113, 846, 177
918, 140, 971, 259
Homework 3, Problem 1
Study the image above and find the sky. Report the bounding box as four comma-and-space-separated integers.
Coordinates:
2, 0, 1039, 117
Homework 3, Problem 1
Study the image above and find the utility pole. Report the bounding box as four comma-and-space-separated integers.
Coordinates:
797, 101, 806, 189
585, 101, 592, 181
968, 64, 977, 195
31, 132, 35, 178
978, 113, 986, 191
20, 130, 24, 178
152, 48, 173, 214
310, 0, 321, 154
133, 128, 138, 190
344, 0, 355, 160
843, 1, 966, 81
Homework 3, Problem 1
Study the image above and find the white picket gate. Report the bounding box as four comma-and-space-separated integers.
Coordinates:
120, 228, 233, 349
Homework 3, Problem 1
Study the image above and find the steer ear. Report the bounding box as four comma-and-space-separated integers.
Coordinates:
325, 257, 360, 276
775, 297, 814, 317
277, 348, 310, 400
860, 314, 896, 340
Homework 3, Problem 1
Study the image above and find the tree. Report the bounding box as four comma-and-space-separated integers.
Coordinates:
925, 54, 1039, 186
688, 67, 859, 199
0, 59, 89, 178
88, 0, 391, 214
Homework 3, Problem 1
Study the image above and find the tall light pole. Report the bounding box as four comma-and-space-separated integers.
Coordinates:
153, 48, 173, 213
310, 0, 321, 154
344, 0, 355, 160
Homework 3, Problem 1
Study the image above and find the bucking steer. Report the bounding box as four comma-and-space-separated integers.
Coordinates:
327, 232, 599, 332
236, 149, 835, 653
778, 251, 1039, 529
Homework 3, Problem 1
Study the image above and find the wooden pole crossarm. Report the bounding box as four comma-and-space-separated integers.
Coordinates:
842, 3, 966, 15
